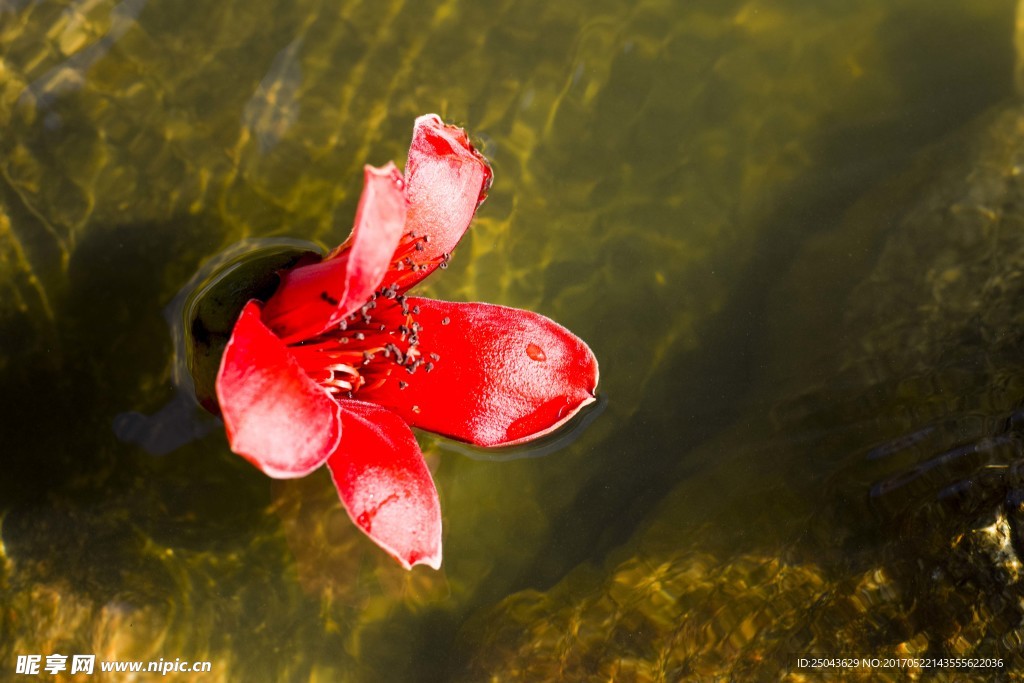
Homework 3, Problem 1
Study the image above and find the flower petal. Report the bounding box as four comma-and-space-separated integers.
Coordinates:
379, 115, 492, 293
216, 300, 342, 478
364, 299, 599, 447
261, 163, 406, 343
326, 400, 442, 570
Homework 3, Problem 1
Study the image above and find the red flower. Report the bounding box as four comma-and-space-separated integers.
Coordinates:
215, 115, 599, 569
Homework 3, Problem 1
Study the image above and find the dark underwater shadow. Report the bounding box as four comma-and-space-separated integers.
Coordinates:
111, 236, 319, 456
491, 0, 1017, 601
0, 213, 280, 603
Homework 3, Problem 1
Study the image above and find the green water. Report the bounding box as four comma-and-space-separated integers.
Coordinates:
2, 0, 1023, 680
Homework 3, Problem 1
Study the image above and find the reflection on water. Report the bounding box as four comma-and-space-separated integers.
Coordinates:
1, 0, 1022, 679
243, 34, 306, 154
113, 393, 217, 456
16, 0, 149, 114
439, 394, 607, 462
112, 237, 318, 455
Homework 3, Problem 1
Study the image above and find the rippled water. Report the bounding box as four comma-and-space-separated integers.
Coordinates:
2, 0, 1022, 680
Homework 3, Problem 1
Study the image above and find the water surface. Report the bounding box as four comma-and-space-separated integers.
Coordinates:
0, 0, 1019, 679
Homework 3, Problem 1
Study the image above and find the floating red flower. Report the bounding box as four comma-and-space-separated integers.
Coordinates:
215, 115, 599, 569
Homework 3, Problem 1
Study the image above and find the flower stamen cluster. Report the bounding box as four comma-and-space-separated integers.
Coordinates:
214, 115, 598, 570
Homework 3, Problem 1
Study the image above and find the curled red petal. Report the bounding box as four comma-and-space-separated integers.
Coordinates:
363, 299, 599, 447
262, 163, 406, 343
326, 400, 442, 570
215, 300, 342, 478
379, 115, 492, 293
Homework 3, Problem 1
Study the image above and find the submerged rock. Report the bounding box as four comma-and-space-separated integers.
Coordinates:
454, 100, 1024, 682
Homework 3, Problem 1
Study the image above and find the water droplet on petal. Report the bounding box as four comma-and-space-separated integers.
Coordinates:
526, 343, 546, 361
